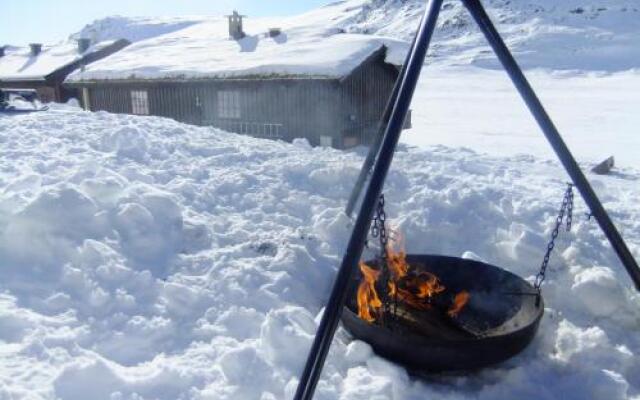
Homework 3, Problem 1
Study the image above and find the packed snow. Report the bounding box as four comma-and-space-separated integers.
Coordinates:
0, 102, 639, 399
403, 66, 640, 169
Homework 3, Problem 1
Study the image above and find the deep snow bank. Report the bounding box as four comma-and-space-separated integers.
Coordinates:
0, 107, 639, 399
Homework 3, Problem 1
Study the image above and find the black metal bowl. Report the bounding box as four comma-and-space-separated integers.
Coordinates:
341, 254, 544, 372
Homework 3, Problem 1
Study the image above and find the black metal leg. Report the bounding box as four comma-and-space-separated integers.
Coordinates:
462, 0, 640, 290
345, 35, 417, 218
293, 1, 444, 398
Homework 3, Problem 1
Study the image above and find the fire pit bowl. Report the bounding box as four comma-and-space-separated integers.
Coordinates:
341, 254, 544, 372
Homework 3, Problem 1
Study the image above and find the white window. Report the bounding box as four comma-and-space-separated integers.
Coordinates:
81, 88, 91, 110
320, 135, 333, 148
217, 90, 241, 119
131, 90, 149, 115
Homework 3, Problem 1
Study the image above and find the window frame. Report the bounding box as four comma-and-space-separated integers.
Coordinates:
131, 90, 149, 115
217, 90, 241, 119
320, 135, 333, 148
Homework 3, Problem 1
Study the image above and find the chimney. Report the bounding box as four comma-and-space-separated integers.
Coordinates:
29, 43, 42, 56
268, 28, 282, 38
226, 10, 246, 40
77, 38, 91, 53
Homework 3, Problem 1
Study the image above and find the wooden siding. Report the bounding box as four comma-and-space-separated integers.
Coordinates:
72, 48, 398, 149
89, 86, 130, 114
84, 79, 345, 146
339, 48, 397, 147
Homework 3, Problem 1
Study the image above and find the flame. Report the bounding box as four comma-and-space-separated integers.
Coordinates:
447, 290, 470, 318
356, 226, 471, 326
357, 262, 382, 322
386, 231, 408, 280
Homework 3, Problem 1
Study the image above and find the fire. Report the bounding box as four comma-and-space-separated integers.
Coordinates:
448, 291, 470, 318
357, 262, 383, 322
357, 228, 470, 324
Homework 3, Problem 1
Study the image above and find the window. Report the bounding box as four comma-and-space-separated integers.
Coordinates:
81, 88, 91, 110
320, 135, 333, 148
217, 91, 241, 119
131, 90, 149, 115
343, 136, 359, 148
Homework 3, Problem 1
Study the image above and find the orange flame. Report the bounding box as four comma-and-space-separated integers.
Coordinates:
447, 291, 470, 318
386, 231, 408, 280
357, 226, 470, 325
357, 262, 382, 322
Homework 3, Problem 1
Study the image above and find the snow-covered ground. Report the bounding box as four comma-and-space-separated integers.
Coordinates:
2, 0, 640, 399
403, 66, 640, 169
1, 103, 639, 399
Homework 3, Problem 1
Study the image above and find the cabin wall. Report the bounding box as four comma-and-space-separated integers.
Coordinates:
339, 51, 398, 147
82, 79, 344, 147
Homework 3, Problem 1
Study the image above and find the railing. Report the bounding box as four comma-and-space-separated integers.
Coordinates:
206, 119, 284, 139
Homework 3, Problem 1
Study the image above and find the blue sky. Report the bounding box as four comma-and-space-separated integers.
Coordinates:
3, 0, 332, 46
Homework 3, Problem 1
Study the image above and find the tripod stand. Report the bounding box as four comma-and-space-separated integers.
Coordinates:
295, 1, 640, 399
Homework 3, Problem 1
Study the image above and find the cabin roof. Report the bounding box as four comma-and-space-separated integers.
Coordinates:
65, 9, 407, 83
0, 40, 125, 82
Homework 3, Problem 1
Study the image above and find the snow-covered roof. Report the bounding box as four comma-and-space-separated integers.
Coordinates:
0, 40, 122, 82
66, 4, 408, 82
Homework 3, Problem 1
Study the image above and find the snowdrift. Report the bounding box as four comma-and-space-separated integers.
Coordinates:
0, 105, 638, 399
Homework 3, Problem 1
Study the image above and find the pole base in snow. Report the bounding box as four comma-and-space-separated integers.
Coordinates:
591, 156, 615, 175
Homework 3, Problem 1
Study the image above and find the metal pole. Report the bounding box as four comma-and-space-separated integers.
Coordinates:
462, 0, 640, 290
345, 35, 418, 218
293, 1, 444, 399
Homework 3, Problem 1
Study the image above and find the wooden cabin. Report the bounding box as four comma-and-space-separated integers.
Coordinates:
0, 39, 129, 103
65, 14, 409, 149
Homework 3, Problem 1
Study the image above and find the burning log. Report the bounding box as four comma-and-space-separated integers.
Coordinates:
356, 230, 472, 338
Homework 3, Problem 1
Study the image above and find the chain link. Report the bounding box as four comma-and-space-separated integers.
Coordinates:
534, 183, 574, 291
371, 194, 388, 258
370, 194, 393, 324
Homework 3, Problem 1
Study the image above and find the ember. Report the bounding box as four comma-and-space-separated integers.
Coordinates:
357, 230, 470, 325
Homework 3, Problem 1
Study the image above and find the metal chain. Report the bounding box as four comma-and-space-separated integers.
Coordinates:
371, 194, 388, 257
370, 194, 393, 325
534, 183, 574, 291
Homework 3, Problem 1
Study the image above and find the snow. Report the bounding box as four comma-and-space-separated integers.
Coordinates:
3, 0, 640, 399
341, 0, 640, 72
66, 4, 408, 82
0, 41, 119, 81
402, 66, 640, 168
1, 102, 639, 399
71, 16, 207, 44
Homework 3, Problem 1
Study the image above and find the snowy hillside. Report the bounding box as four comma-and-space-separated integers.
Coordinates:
70, 15, 207, 44
67, 0, 640, 72
339, 0, 640, 71
1, 105, 639, 399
